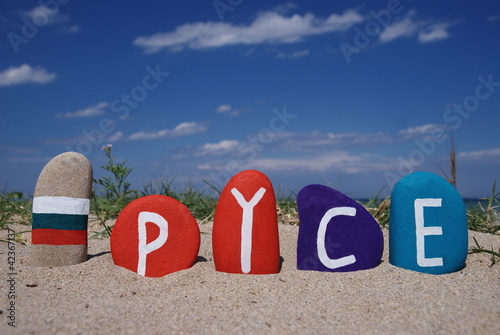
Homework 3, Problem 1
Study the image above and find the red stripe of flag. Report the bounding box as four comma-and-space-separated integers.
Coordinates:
32, 229, 87, 245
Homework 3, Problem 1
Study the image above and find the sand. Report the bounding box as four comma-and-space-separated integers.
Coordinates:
1, 221, 499, 334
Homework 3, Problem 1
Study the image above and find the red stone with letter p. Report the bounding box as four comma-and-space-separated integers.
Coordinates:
110, 195, 200, 277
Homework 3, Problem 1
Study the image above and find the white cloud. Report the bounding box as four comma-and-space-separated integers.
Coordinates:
271, 2, 298, 15
418, 23, 451, 43
23, 5, 70, 25
61, 25, 80, 34
181, 130, 394, 161
20, 5, 78, 35
108, 131, 123, 142
56, 102, 109, 119
486, 15, 499, 22
133, 9, 363, 53
249, 152, 362, 172
198, 150, 394, 174
276, 48, 309, 59
202, 140, 240, 152
174, 122, 206, 135
458, 148, 500, 160
177, 130, 394, 164
269, 130, 393, 152
7, 156, 54, 163
398, 124, 443, 140
379, 17, 418, 43
379, 11, 452, 44
199, 140, 240, 156
128, 122, 207, 140
215, 104, 248, 117
197, 163, 213, 170
291, 49, 310, 58
0, 64, 56, 86
216, 104, 232, 113
0, 145, 39, 154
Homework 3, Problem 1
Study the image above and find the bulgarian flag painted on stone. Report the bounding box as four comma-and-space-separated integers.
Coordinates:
32, 196, 90, 245
31, 152, 93, 267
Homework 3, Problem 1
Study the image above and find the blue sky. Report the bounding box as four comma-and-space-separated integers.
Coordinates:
1, 0, 499, 198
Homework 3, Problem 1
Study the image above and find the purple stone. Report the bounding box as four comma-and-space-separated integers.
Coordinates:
297, 184, 383, 272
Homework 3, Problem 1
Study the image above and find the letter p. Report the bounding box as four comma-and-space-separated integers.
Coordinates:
138, 211, 168, 276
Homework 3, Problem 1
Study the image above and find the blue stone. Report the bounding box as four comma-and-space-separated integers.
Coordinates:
297, 184, 383, 272
389, 172, 468, 274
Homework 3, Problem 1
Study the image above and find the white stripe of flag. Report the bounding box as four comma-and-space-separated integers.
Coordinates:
33, 196, 90, 215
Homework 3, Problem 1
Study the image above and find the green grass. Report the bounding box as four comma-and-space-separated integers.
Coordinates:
469, 236, 499, 267
0, 191, 32, 244
142, 178, 219, 225
466, 180, 500, 234
90, 145, 138, 238
360, 186, 391, 228
275, 186, 299, 225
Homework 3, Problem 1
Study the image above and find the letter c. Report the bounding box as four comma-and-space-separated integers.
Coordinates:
317, 207, 357, 269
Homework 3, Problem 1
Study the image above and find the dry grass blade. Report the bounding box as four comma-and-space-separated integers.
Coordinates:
277, 204, 299, 225
438, 134, 457, 188
469, 237, 499, 267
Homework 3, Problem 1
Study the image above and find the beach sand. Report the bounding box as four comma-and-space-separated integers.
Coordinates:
1, 221, 499, 334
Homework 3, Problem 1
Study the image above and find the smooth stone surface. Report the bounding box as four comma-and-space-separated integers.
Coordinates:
297, 184, 383, 272
30, 245, 88, 266
389, 172, 468, 274
33, 152, 93, 199
31, 152, 92, 267
111, 195, 200, 277
213, 170, 280, 274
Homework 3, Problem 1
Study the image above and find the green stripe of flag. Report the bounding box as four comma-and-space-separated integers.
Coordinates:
32, 213, 88, 231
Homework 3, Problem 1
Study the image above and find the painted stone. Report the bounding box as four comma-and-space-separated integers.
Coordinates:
31, 152, 93, 266
111, 195, 200, 277
297, 184, 383, 272
389, 171, 468, 274
213, 170, 280, 274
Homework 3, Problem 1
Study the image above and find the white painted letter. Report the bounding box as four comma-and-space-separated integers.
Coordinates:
138, 211, 168, 276
231, 187, 266, 274
414, 198, 443, 267
317, 207, 357, 269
